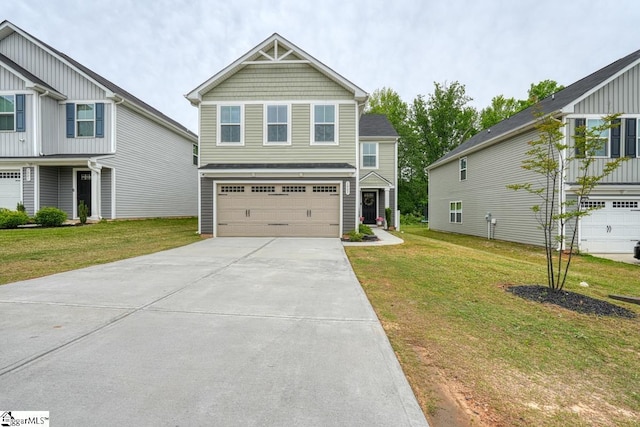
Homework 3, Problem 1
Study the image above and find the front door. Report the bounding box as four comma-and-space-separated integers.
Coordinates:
362, 191, 377, 224
76, 171, 92, 217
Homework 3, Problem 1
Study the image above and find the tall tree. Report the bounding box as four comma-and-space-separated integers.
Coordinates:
480, 95, 521, 129
525, 79, 565, 106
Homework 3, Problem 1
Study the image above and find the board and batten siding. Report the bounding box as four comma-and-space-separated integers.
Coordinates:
0, 94, 33, 157
0, 66, 25, 89
199, 103, 356, 165
566, 118, 640, 183
575, 63, 640, 115
101, 104, 196, 218
40, 96, 59, 155
429, 128, 547, 247
202, 63, 353, 101
0, 32, 104, 100
22, 166, 34, 215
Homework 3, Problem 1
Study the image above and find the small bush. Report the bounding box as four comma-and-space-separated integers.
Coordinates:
348, 230, 363, 242
400, 212, 423, 225
16, 202, 26, 213
359, 224, 374, 235
385, 207, 392, 227
78, 200, 89, 225
0, 208, 29, 229
35, 207, 67, 227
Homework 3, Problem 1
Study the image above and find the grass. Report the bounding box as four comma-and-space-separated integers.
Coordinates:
0, 218, 200, 285
345, 226, 640, 427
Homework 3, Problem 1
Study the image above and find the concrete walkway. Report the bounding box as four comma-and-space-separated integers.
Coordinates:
0, 238, 427, 426
342, 227, 405, 247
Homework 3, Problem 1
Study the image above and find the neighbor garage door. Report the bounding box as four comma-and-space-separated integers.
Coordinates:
0, 170, 21, 210
580, 200, 640, 253
216, 183, 340, 237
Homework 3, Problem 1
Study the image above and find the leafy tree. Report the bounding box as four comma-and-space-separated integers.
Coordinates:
480, 95, 521, 129
524, 79, 565, 106
508, 110, 625, 291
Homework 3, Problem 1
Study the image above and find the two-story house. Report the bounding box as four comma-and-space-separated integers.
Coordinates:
427, 49, 640, 254
0, 21, 197, 220
186, 34, 398, 237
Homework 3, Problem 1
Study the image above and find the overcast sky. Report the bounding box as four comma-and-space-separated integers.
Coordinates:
5, 0, 640, 132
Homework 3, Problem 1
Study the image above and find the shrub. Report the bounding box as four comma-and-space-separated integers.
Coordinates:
358, 224, 374, 235
16, 202, 26, 213
78, 200, 89, 225
400, 212, 423, 225
34, 207, 67, 227
385, 207, 392, 227
348, 230, 363, 242
0, 208, 29, 229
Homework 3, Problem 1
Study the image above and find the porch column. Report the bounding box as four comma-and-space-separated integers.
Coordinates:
88, 166, 102, 220
384, 187, 390, 209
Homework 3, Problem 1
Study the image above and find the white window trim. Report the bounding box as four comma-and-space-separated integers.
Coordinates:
361, 142, 378, 169
217, 104, 244, 146
263, 103, 291, 145
459, 157, 467, 181
449, 201, 462, 224
311, 103, 338, 145
0, 94, 16, 132
75, 103, 97, 138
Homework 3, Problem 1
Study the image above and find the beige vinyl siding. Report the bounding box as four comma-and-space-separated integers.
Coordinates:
200, 103, 356, 165
359, 140, 395, 183
101, 104, 197, 218
575, 63, 640, 114
202, 63, 353, 101
429, 129, 547, 247
0, 67, 25, 89
566, 118, 640, 183
0, 94, 33, 156
0, 32, 103, 99
360, 173, 390, 187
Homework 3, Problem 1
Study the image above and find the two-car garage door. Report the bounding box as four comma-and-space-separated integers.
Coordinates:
580, 200, 640, 253
0, 170, 21, 210
216, 183, 340, 237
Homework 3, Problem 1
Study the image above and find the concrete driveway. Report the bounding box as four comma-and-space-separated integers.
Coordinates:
0, 238, 428, 426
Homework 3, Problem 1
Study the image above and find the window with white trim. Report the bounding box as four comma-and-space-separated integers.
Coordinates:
362, 142, 378, 168
459, 157, 467, 181
219, 105, 242, 145
0, 95, 15, 131
192, 144, 198, 166
76, 104, 95, 137
586, 118, 609, 157
313, 104, 336, 144
449, 201, 462, 223
266, 105, 289, 144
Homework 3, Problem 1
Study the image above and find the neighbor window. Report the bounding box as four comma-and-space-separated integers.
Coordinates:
192, 144, 198, 166
459, 157, 467, 181
76, 104, 95, 137
266, 105, 289, 144
362, 142, 378, 168
449, 201, 462, 223
0, 95, 15, 131
219, 105, 242, 144
313, 104, 336, 144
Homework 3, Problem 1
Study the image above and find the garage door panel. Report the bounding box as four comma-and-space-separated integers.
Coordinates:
216, 183, 340, 237
0, 170, 21, 210
581, 200, 640, 253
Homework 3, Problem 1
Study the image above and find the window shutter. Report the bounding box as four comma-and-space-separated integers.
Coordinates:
574, 118, 586, 157
15, 94, 26, 132
66, 103, 75, 138
625, 118, 637, 157
610, 118, 621, 158
95, 103, 104, 138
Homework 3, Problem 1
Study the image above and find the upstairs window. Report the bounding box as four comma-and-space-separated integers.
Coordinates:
0, 95, 15, 131
77, 104, 95, 137
459, 157, 467, 181
66, 102, 103, 138
362, 142, 378, 168
313, 104, 336, 144
266, 105, 289, 144
192, 144, 198, 166
586, 119, 609, 157
449, 201, 462, 223
219, 105, 242, 145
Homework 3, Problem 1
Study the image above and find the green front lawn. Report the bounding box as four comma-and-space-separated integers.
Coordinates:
0, 218, 200, 285
346, 226, 640, 427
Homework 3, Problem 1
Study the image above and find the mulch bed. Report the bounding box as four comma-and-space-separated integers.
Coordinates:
507, 285, 637, 318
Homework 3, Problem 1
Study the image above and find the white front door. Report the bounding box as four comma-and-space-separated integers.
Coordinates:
581, 200, 640, 253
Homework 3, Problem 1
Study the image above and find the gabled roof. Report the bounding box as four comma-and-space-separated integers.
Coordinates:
360, 171, 394, 187
0, 53, 65, 98
360, 114, 399, 138
0, 20, 196, 140
429, 48, 640, 169
185, 33, 368, 104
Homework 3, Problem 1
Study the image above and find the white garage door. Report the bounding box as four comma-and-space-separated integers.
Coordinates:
581, 200, 640, 253
0, 170, 21, 210
216, 183, 340, 237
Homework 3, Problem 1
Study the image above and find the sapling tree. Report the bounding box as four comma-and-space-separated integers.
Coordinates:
508, 110, 625, 291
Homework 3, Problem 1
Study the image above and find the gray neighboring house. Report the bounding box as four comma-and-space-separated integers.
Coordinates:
0, 21, 198, 220
186, 33, 398, 237
428, 49, 640, 254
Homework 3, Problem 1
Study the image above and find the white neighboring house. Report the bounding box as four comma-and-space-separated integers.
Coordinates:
0, 20, 198, 219
428, 49, 640, 254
